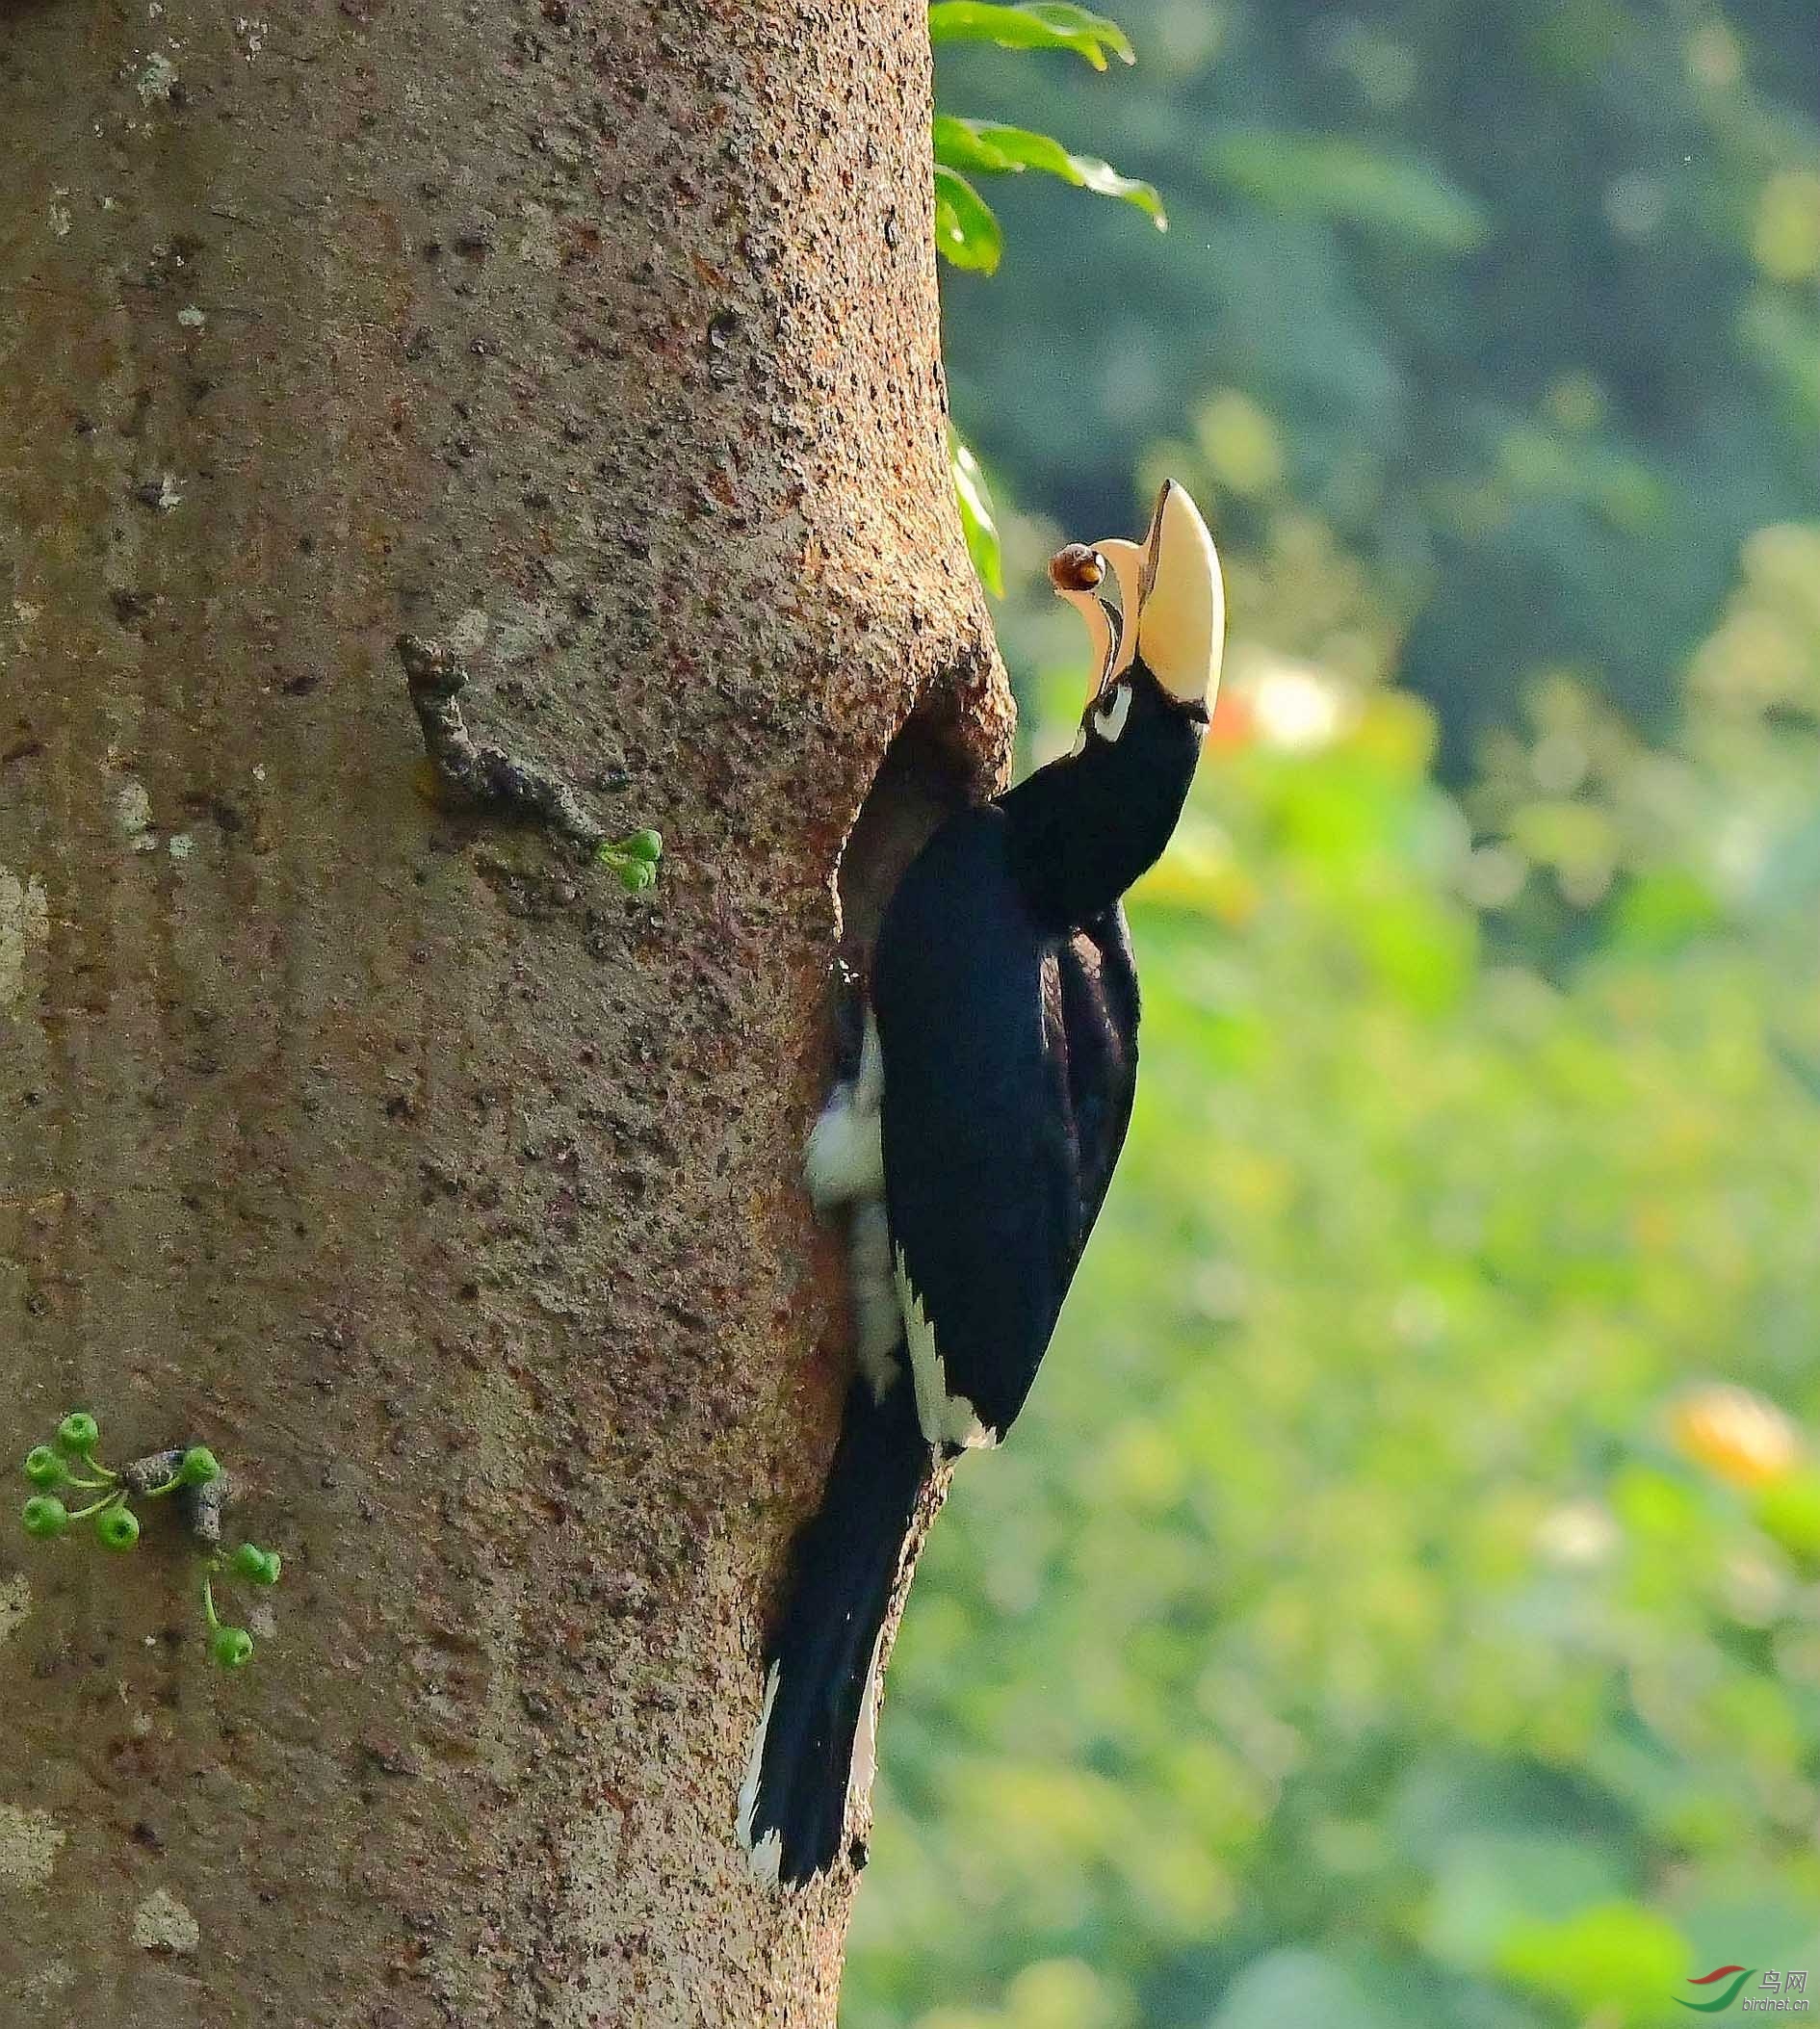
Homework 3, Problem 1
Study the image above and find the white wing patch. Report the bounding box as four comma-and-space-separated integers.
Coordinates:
845, 1621, 889, 1819
894, 1248, 999, 1451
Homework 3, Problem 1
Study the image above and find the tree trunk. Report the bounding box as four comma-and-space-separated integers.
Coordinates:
0, 2, 1007, 2020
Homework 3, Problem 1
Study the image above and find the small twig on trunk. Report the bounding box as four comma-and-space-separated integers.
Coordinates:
183, 1471, 229, 1548
120, 1446, 232, 1548
119, 1447, 188, 1498
396, 633, 608, 854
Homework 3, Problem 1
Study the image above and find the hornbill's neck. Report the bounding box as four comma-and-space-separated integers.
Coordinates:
1000, 664, 1207, 935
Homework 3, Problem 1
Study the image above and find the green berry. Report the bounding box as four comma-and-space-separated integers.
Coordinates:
212, 1626, 255, 1670
178, 1446, 221, 1487
231, 1543, 281, 1585
95, 1504, 141, 1551
21, 1496, 69, 1539
55, 1413, 100, 1456
23, 1446, 66, 1489
617, 857, 657, 895
623, 828, 663, 864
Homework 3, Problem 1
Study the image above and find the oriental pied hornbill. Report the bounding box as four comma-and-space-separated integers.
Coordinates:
739, 480, 1225, 1886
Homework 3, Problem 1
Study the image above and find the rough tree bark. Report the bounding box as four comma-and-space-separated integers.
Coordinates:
0, 1, 1009, 2021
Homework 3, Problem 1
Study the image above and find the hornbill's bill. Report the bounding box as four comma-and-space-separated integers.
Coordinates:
739, 480, 1226, 1886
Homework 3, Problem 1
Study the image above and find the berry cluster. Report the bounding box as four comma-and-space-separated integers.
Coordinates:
19, 1412, 282, 1668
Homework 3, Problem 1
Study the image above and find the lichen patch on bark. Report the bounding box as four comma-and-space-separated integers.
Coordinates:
0, 1576, 31, 1645
0, 871, 49, 1007
131, 1888, 200, 1955
0, 1808, 64, 1891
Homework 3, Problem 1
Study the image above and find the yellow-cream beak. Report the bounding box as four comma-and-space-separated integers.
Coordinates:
1135, 480, 1224, 709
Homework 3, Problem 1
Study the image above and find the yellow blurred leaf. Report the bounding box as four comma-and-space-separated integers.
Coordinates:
1753, 169, 1820, 283
1672, 1384, 1804, 1489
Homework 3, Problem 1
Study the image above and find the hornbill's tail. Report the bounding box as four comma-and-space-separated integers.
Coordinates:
738, 1369, 930, 1886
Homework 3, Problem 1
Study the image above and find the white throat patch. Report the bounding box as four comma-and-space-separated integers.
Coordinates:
1092, 684, 1132, 744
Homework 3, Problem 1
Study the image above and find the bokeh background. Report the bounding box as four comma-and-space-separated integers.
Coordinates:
845, 5, 1820, 2024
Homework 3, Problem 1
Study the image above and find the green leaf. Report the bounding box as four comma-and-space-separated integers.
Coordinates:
933, 117, 1164, 225
1497, 1901, 1688, 2017
931, 114, 1017, 175
933, 168, 1003, 274
927, 2, 1134, 69
949, 429, 1004, 597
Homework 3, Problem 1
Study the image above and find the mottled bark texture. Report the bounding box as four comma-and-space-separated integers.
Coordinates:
0, 1, 1009, 2021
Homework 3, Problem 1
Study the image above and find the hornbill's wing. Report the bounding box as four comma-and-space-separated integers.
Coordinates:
1056, 902, 1140, 1236
872, 812, 1141, 1449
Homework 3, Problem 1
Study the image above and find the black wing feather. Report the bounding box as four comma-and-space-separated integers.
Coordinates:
1055, 903, 1140, 1236
871, 809, 1140, 1444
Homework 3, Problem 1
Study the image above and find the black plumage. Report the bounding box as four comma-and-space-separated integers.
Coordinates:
738, 1374, 931, 1883
876, 669, 1199, 1447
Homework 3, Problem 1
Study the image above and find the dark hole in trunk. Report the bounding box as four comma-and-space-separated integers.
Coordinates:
834, 702, 978, 976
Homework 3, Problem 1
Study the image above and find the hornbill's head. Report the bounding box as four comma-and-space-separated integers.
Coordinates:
1004, 481, 1224, 928
1049, 478, 1225, 733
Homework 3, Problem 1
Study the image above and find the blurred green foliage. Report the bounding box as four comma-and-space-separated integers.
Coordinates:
847, 7, 1820, 2021
934, 0, 1820, 764
846, 520, 1820, 2028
